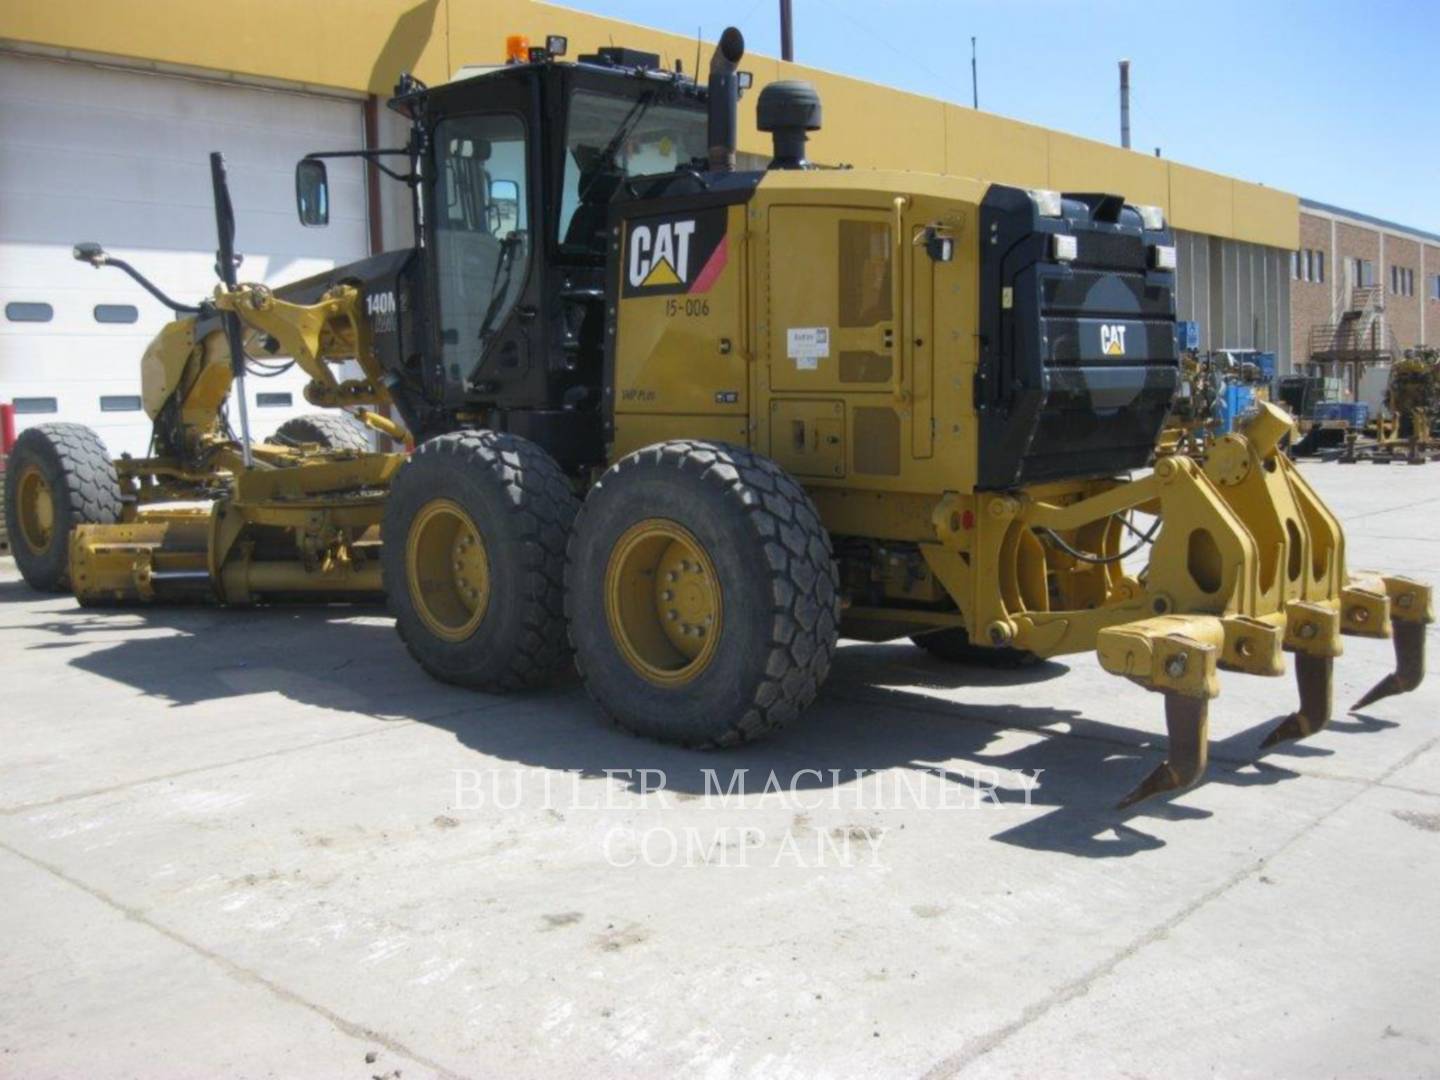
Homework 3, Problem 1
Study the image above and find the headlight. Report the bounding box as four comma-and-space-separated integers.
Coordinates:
1151, 243, 1177, 270
1027, 189, 1063, 217
1052, 234, 1078, 262
1137, 204, 1166, 231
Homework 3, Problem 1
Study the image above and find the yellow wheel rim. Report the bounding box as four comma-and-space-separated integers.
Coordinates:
406, 498, 491, 643
16, 464, 56, 554
604, 518, 723, 687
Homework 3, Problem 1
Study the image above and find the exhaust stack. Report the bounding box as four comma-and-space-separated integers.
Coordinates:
706, 27, 745, 172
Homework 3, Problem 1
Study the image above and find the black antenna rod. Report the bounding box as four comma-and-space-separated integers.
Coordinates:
971, 37, 978, 109
209, 151, 255, 467
780, 0, 794, 62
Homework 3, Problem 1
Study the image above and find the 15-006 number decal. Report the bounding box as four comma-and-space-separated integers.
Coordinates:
665, 298, 710, 317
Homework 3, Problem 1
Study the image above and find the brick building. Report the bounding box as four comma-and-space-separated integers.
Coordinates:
1291, 200, 1440, 381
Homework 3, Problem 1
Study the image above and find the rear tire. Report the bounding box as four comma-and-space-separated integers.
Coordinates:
382, 430, 577, 691
566, 441, 840, 747
4, 423, 120, 592
271, 412, 371, 452
911, 627, 1039, 668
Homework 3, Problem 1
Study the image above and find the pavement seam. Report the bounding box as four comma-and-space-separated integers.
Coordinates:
0, 840, 469, 1080
919, 732, 1440, 1079
0, 700, 509, 817
1343, 494, 1440, 523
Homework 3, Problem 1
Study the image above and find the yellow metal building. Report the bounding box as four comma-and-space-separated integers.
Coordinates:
0, 0, 1296, 452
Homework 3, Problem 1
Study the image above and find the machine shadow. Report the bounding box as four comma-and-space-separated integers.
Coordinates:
0, 578, 59, 602
27, 602, 1338, 859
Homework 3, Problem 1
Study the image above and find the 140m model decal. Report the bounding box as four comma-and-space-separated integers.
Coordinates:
622, 207, 727, 298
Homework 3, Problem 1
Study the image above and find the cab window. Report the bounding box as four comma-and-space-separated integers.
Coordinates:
557, 89, 707, 255
433, 114, 529, 370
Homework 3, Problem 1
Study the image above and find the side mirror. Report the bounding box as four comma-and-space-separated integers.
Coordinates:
487, 178, 519, 233
73, 242, 108, 266
924, 228, 954, 263
295, 159, 329, 227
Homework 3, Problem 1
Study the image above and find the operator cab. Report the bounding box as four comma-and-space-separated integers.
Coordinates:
293, 34, 725, 468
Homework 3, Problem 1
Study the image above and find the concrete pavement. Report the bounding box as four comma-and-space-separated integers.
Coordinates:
1, 460, 1437, 1079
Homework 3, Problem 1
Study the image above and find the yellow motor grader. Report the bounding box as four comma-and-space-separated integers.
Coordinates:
4, 27, 1430, 806
1373, 348, 1439, 463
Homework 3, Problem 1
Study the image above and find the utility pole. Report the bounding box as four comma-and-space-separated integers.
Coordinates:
780, 0, 794, 61
970, 36, 978, 109
1119, 59, 1131, 148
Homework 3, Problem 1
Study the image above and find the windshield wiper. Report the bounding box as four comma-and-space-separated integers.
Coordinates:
577, 91, 656, 203
476, 232, 525, 350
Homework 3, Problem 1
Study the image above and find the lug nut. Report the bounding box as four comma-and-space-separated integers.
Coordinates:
666, 610, 679, 621
662, 590, 674, 601
1164, 653, 1188, 678
667, 571, 679, 583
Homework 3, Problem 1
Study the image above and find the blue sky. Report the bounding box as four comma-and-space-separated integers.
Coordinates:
559, 0, 1438, 232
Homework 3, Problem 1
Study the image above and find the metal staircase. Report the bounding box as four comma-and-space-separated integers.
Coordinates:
1308, 285, 1399, 364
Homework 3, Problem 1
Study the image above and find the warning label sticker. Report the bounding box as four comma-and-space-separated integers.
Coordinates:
787, 326, 830, 370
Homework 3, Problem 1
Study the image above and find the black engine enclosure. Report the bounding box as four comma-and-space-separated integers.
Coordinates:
975, 186, 1178, 490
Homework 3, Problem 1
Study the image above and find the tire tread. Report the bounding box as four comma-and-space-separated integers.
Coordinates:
567, 440, 839, 747
271, 413, 372, 452
4, 423, 120, 591
385, 430, 576, 691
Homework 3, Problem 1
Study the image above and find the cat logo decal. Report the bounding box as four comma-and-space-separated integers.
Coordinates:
622, 208, 727, 297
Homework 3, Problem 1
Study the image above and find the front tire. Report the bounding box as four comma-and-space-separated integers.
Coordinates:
4, 423, 121, 591
382, 431, 578, 690
566, 441, 839, 747
271, 412, 371, 452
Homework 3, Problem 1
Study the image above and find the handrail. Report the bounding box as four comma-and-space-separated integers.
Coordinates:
891, 195, 909, 402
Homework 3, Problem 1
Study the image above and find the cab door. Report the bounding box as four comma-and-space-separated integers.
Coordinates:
428, 111, 533, 405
